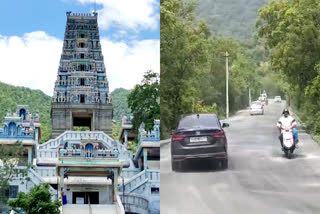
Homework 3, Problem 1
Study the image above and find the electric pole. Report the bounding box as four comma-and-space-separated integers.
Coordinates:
249, 87, 251, 106
225, 51, 229, 119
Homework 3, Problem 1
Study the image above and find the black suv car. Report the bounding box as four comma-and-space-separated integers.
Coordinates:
171, 113, 229, 171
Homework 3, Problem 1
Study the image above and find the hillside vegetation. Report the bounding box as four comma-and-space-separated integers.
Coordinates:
257, 0, 320, 137
197, 0, 270, 43
0, 82, 52, 143
0, 82, 131, 143
111, 88, 131, 121
161, 0, 263, 138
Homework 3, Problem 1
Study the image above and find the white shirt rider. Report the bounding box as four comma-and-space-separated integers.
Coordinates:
277, 115, 296, 132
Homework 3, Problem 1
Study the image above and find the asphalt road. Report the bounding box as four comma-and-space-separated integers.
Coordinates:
160, 100, 320, 214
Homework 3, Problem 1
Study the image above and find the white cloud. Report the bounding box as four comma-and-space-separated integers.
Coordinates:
76, 0, 159, 31
101, 38, 160, 91
0, 32, 62, 96
0, 32, 159, 96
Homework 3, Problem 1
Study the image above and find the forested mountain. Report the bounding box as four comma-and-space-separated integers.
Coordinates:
197, 0, 270, 43
0, 82, 52, 143
0, 82, 131, 142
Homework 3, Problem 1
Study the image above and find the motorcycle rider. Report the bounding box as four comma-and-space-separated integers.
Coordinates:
277, 109, 299, 149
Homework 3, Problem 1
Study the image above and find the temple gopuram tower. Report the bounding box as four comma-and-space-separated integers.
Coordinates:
51, 12, 113, 138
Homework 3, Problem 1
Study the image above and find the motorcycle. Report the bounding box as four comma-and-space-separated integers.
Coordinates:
281, 125, 296, 159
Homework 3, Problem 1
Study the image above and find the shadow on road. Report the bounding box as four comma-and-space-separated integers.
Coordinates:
271, 150, 307, 160
174, 159, 229, 173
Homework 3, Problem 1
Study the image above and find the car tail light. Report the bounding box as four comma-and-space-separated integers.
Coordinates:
211, 130, 225, 138
172, 133, 185, 141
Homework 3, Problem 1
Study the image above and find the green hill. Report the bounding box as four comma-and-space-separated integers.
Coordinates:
111, 88, 131, 121
197, 0, 270, 44
0, 82, 131, 143
0, 82, 52, 143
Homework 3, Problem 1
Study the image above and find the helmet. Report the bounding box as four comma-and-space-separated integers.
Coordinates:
282, 109, 290, 116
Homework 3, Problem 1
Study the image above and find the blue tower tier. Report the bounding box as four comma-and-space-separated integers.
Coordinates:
51, 12, 113, 138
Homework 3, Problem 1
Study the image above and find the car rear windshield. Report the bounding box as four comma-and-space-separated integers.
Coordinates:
251, 104, 262, 107
252, 102, 262, 105
177, 114, 220, 130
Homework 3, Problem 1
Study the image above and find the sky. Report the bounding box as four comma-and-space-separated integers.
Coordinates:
0, 0, 160, 96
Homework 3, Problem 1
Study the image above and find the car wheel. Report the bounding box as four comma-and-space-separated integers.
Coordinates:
221, 159, 228, 169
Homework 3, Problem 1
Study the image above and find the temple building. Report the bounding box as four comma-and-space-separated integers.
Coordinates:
51, 11, 113, 138
0, 105, 40, 164
0, 11, 160, 214
119, 116, 137, 145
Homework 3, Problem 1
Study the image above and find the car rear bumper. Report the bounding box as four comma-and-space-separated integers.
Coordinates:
172, 152, 227, 162
250, 111, 263, 115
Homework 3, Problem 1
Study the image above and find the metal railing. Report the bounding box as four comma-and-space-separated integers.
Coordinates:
118, 193, 149, 214
59, 149, 119, 158
118, 170, 148, 193
38, 131, 133, 161
147, 169, 160, 182
35, 167, 56, 177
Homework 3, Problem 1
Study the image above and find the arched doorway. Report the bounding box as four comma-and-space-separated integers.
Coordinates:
19, 109, 26, 120
85, 143, 93, 151
8, 122, 16, 136
85, 143, 94, 157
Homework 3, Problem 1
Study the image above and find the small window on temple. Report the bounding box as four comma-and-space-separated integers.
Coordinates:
80, 95, 85, 103
151, 187, 159, 194
80, 42, 85, 48
80, 33, 85, 38
80, 54, 84, 59
80, 78, 85, 86
80, 64, 85, 71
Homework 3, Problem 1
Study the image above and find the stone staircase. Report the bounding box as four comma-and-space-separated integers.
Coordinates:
37, 131, 133, 165
119, 170, 149, 193
118, 169, 160, 214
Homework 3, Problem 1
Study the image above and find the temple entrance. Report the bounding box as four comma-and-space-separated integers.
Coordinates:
8, 122, 16, 136
72, 192, 99, 204
19, 109, 26, 120
72, 112, 92, 131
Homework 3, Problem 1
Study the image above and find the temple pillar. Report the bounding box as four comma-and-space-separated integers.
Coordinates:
113, 168, 118, 202
69, 111, 72, 130
59, 167, 65, 200
124, 130, 128, 148
27, 147, 32, 164
143, 148, 148, 171
92, 111, 95, 131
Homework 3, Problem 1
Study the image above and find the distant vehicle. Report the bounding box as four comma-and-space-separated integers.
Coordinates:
274, 96, 282, 103
171, 113, 229, 171
250, 101, 264, 115
259, 96, 268, 105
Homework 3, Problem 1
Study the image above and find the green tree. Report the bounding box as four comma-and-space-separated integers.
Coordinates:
0, 142, 30, 211
161, 0, 210, 137
161, 0, 263, 139
111, 88, 131, 121
257, 0, 320, 135
112, 120, 121, 140
9, 183, 60, 214
127, 70, 160, 130
257, 0, 320, 107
